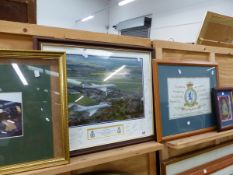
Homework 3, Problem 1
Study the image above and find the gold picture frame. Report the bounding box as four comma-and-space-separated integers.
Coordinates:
0, 50, 69, 174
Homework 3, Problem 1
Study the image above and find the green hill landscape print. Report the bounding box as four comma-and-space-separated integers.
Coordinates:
67, 53, 144, 127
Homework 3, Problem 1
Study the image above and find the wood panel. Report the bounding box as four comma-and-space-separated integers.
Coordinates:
2, 19, 233, 174
167, 134, 233, 159
162, 49, 209, 61
153, 40, 233, 55
73, 154, 151, 175
205, 22, 233, 43
162, 141, 216, 160
166, 130, 233, 150
14, 142, 162, 175
0, 0, 36, 24
197, 11, 233, 48
0, 21, 157, 175
0, 33, 32, 49
0, 20, 151, 48
216, 54, 233, 87
152, 40, 233, 163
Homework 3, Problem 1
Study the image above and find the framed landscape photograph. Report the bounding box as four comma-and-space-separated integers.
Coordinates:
0, 50, 69, 174
34, 37, 155, 155
213, 88, 233, 131
153, 60, 218, 141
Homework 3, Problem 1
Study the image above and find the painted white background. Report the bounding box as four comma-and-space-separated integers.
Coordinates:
37, 0, 109, 33
37, 0, 233, 43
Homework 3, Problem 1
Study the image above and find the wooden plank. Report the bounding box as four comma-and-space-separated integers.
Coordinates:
166, 130, 233, 150
152, 40, 233, 55
197, 11, 233, 48
14, 142, 163, 175
199, 38, 233, 49
74, 154, 150, 175
162, 49, 210, 61
216, 54, 233, 87
0, 33, 32, 49
152, 40, 233, 160
0, 0, 36, 24
155, 47, 163, 59
0, 20, 151, 47
148, 153, 156, 175
209, 52, 215, 62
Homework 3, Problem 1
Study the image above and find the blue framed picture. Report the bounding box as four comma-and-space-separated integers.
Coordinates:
213, 88, 233, 131
153, 60, 218, 141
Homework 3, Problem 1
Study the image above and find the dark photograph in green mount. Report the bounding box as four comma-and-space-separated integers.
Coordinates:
0, 64, 54, 166
0, 92, 23, 139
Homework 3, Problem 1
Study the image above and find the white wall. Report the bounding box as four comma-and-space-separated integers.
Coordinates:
37, 0, 109, 33
109, 0, 233, 43
37, 0, 233, 42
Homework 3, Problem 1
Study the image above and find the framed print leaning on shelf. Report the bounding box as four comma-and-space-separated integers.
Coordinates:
34, 37, 155, 156
0, 50, 69, 174
153, 60, 218, 141
177, 154, 233, 175
162, 141, 233, 175
213, 88, 233, 131
210, 161, 233, 175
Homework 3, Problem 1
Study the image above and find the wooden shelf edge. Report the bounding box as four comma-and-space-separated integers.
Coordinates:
166, 130, 233, 150
15, 141, 163, 175
0, 20, 151, 47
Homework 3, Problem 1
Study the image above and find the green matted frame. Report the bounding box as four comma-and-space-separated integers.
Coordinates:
0, 50, 69, 174
153, 60, 219, 142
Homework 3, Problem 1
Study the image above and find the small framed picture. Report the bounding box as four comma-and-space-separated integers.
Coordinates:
213, 88, 233, 131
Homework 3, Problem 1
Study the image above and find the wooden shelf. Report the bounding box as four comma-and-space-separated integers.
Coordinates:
166, 130, 233, 150
14, 141, 163, 175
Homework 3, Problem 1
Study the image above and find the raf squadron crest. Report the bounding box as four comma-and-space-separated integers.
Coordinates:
184, 82, 198, 107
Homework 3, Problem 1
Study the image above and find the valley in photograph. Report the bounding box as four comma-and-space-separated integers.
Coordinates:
67, 53, 144, 127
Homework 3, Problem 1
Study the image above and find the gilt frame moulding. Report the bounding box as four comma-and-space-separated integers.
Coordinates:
33, 36, 156, 156
153, 60, 219, 142
0, 50, 69, 174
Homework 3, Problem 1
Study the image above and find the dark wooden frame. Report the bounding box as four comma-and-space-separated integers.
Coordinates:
161, 140, 233, 175
33, 36, 155, 156
0, 0, 36, 24
213, 87, 233, 132
152, 60, 219, 142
